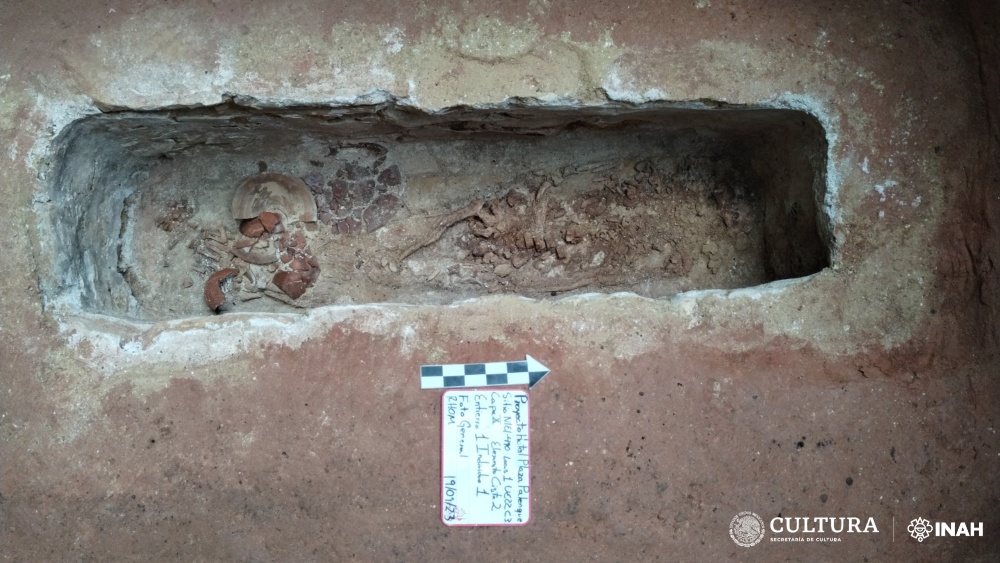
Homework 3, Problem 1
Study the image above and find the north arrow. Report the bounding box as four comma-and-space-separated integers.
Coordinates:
420, 355, 551, 389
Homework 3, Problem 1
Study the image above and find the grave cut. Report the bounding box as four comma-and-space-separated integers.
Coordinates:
42, 103, 830, 321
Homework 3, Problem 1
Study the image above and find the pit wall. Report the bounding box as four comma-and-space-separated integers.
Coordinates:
2, 0, 981, 364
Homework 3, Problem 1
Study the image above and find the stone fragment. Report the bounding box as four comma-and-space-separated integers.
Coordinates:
302, 172, 324, 191
328, 179, 350, 211
377, 165, 402, 186
341, 162, 373, 181
354, 179, 376, 203
335, 216, 363, 236
362, 194, 400, 233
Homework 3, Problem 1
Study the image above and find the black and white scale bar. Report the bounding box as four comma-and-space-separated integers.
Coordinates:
420, 355, 550, 389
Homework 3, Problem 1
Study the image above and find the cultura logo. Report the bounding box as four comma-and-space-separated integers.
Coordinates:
730, 511, 879, 546
730, 512, 765, 547
908, 518, 933, 542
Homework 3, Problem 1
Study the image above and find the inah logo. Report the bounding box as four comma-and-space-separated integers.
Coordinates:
907, 517, 984, 541
730, 511, 765, 547
909, 518, 933, 542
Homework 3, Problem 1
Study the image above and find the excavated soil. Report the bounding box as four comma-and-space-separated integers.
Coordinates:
50, 106, 828, 319
149, 147, 769, 314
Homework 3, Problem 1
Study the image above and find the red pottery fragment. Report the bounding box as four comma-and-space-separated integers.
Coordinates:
239, 218, 266, 238
204, 268, 239, 312
258, 211, 281, 233
273, 270, 308, 299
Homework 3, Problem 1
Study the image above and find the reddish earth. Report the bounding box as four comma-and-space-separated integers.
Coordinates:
0, 1, 998, 561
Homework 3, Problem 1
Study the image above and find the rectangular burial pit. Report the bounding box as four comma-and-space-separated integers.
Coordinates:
43, 103, 830, 321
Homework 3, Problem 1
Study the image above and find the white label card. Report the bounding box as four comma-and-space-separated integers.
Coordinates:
441, 389, 530, 526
